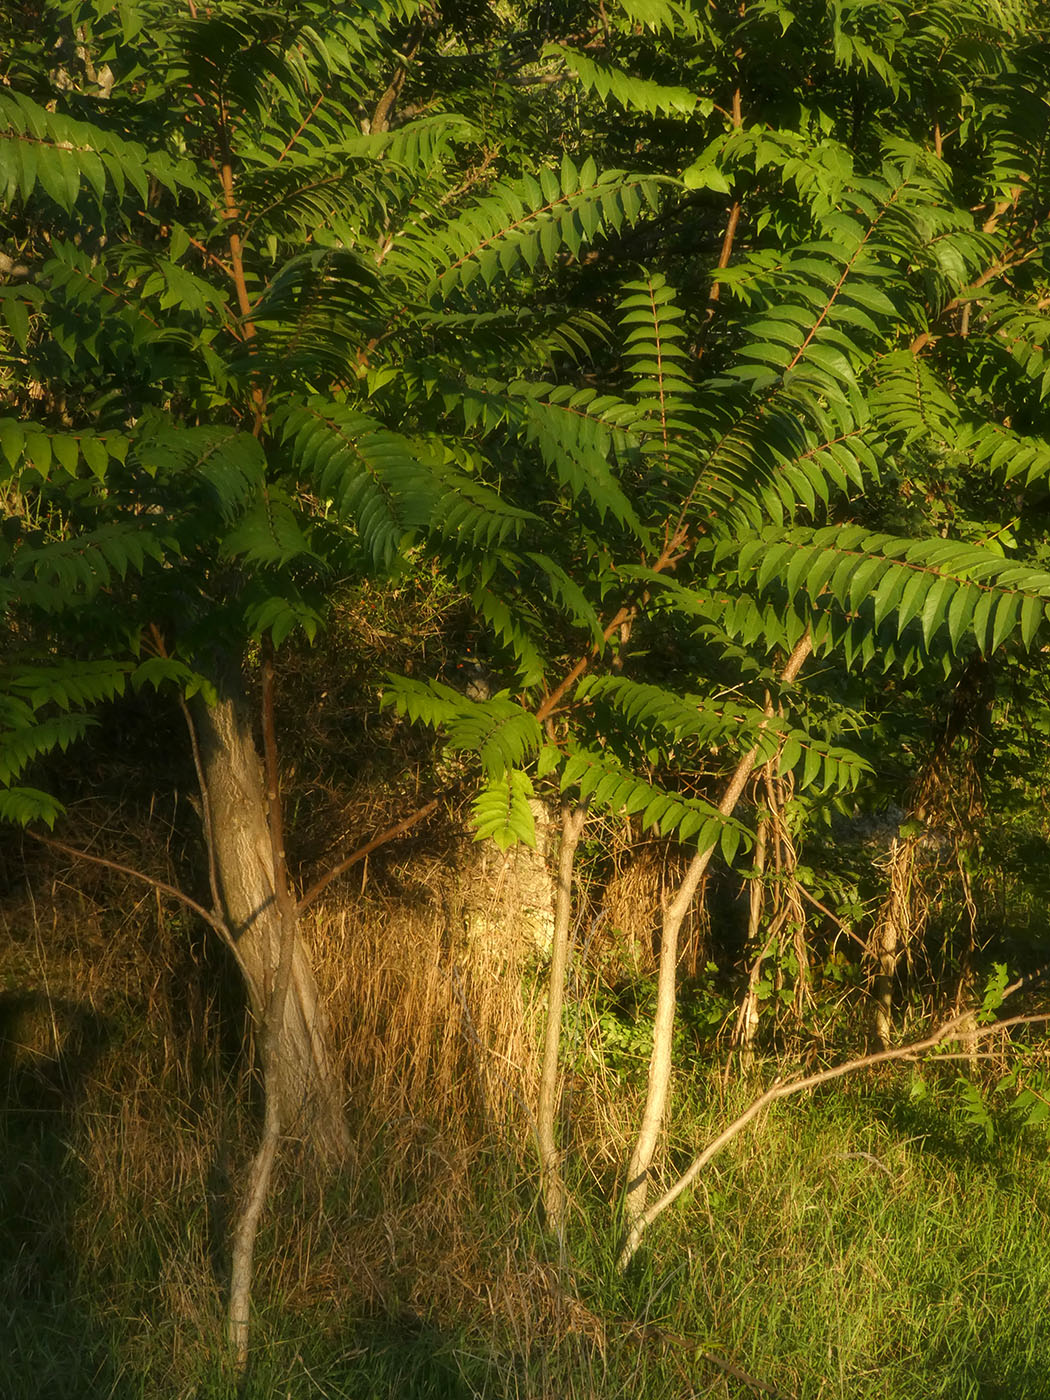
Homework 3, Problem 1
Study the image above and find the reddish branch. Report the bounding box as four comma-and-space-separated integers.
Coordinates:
219, 148, 254, 325
910, 252, 1026, 355
707, 201, 741, 309
787, 185, 904, 373
297, 798, 440, 913
277, 92, 325, 164
707, 89, 744, 311
216, 99, 266, 427
534, 525, 690, 724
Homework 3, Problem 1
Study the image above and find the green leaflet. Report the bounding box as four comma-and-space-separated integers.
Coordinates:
549, 45, 703, 116
388, 164, 664, 302
472, 770, 537, 850
0, 89, 197, 210
383, 677, 543, 777
560, 745, 752, 851
729, 525, 1050, 658
0, 786, 64, 828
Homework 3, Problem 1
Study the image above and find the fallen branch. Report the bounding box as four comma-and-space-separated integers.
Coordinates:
629, 1322, 793, 1399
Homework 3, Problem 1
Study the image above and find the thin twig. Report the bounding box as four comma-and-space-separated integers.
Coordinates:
535, 525, 688, 725
216, 97, 266, 429
276, 91, 325, 164
706, 90, 743, 312
794, 882, 868, 950
629, 1322, 793, 1399
910, 249, 1031, 355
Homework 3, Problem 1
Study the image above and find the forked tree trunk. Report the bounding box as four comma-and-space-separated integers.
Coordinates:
193, 676, 349, 1158
623, 634, 811, 1229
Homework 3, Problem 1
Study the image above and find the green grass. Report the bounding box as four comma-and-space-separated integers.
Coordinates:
618, 1080, 1050, 1400
4, 1034, 1050, 1400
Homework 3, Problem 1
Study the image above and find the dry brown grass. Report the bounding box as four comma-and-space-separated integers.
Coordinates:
308, 893, 541, 1132
1, 820, 567, 1379
1, 801, 680, 1395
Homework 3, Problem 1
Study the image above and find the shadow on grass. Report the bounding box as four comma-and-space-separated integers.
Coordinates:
0, 988, 124, 1400
934, 1342, 1050, 1400
332, 1316, 487, 1400
223, 1313, 510, 1400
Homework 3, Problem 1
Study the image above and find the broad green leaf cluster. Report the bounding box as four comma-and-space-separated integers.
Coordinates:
5, 0, 1050, 864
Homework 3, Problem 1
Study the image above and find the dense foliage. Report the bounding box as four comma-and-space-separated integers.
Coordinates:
6, 0, 1050, 1389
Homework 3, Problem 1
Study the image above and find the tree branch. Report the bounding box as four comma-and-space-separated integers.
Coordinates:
276, 91, 325, 164
535, 527, 689, 724
623, 634, 813, 1223
706, 89, 743, 312
370, 21, 423, 134
23, 829, 242, 968
178, 692, 224, 925
296, 797, 440, 914
620, 1002, 1050, 1268
793, 882, 867, 950
216, 97, 266, 428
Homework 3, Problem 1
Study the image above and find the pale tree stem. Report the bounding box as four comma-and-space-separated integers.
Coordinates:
732, 806, 770, 1066
537, 802, 588, 1240
623, 634, 812, 1225
871, 833, 918, 1049
619, 1003, 1050, 1269
228, 1082, 280, 1367
228, 640, 303, 1367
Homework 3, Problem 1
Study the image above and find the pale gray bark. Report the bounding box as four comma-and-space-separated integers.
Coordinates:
193, 678, 348, 1155
619, 999, 1049, 1269
537, 803, 587, 1239
623, 635, 812, 1227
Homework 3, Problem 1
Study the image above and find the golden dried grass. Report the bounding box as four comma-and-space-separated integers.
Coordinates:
306, 890, 541, 1135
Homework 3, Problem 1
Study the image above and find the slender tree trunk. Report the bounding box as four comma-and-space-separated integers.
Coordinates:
870, 833, 917, 1050
733, 809, 769, 1065
623, 635, 812, 1226
620, 998, 1045, 1269
227, 641, 337, 1367
537, 802, 587, 1240
193, 671, 349, 1157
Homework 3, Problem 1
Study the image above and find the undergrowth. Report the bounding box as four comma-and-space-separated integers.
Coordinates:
2, 859, 1049, 1400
